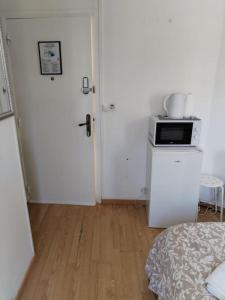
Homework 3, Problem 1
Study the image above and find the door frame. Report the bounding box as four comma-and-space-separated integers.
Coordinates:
0, 9, 103, 204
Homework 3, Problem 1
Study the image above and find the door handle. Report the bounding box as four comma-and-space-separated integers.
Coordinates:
78, 114, 91, 137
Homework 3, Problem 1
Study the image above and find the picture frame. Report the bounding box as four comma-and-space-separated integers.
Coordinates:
38, 41, 62, 75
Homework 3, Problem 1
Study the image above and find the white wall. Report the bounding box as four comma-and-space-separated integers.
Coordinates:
0, 116, 34, 300
101, 0, 225, 199
199, 16, 225, 204
204, 21, 225, 182
0, 0, 97, 12
1, 0, 225, 201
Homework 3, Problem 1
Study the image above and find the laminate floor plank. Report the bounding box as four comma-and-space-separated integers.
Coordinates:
18, 203, 218, 300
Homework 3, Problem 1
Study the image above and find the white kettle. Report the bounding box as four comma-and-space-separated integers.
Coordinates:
163, 93, 193, 119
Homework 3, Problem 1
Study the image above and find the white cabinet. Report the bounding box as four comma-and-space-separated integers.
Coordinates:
146, 141, 203, 228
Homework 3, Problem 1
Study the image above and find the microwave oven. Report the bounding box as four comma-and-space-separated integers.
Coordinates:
149, 115, 201, 147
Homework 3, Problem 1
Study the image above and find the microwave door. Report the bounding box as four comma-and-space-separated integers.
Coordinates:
155, 123, 193, 145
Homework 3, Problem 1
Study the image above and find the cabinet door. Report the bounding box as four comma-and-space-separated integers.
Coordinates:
150, 150, 202, 228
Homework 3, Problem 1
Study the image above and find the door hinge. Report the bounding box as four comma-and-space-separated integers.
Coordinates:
16, 117, 22, 129
6, 34, 12, 46
25, 185, 31, 200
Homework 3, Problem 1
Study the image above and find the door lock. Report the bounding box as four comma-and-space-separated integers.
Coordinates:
81, 77, 95, 95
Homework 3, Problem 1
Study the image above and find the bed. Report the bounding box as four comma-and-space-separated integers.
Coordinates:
145, 223, 225, 300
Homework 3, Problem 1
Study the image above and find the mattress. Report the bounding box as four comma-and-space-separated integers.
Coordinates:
145, 223, 225, 300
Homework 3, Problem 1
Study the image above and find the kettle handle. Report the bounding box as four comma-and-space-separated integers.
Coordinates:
184, 93, 193, 118
163, 95, 170, 115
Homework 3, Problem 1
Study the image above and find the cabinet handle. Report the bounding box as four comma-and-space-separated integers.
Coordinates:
174, 160, 181, 163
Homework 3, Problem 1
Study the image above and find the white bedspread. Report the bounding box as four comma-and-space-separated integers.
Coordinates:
145, 223, 225, 300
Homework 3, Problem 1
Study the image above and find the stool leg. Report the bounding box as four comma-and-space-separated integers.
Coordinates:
220, 186, 224, 222
215, 188, 218, 214
214, 188, 218, 214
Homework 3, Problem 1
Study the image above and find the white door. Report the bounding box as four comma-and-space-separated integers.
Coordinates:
6, 16, 96, 205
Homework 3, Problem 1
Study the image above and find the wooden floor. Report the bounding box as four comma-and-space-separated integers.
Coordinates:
18, 203, 222, 300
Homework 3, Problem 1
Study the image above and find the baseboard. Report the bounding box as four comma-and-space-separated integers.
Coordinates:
102, 199, 146, 206
199, 202, 225, 213
28, 199, 146, 207
15, 255, 35, 300
28, 200, 95, 206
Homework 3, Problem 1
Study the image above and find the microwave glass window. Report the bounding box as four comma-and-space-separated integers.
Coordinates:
156, 123, 193, 145
160, 127, 184, 141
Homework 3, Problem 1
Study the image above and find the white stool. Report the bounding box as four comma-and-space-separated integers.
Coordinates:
200, 174, 224, 222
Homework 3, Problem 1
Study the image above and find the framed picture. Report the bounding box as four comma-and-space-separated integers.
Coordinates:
38, 41, 62, 75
